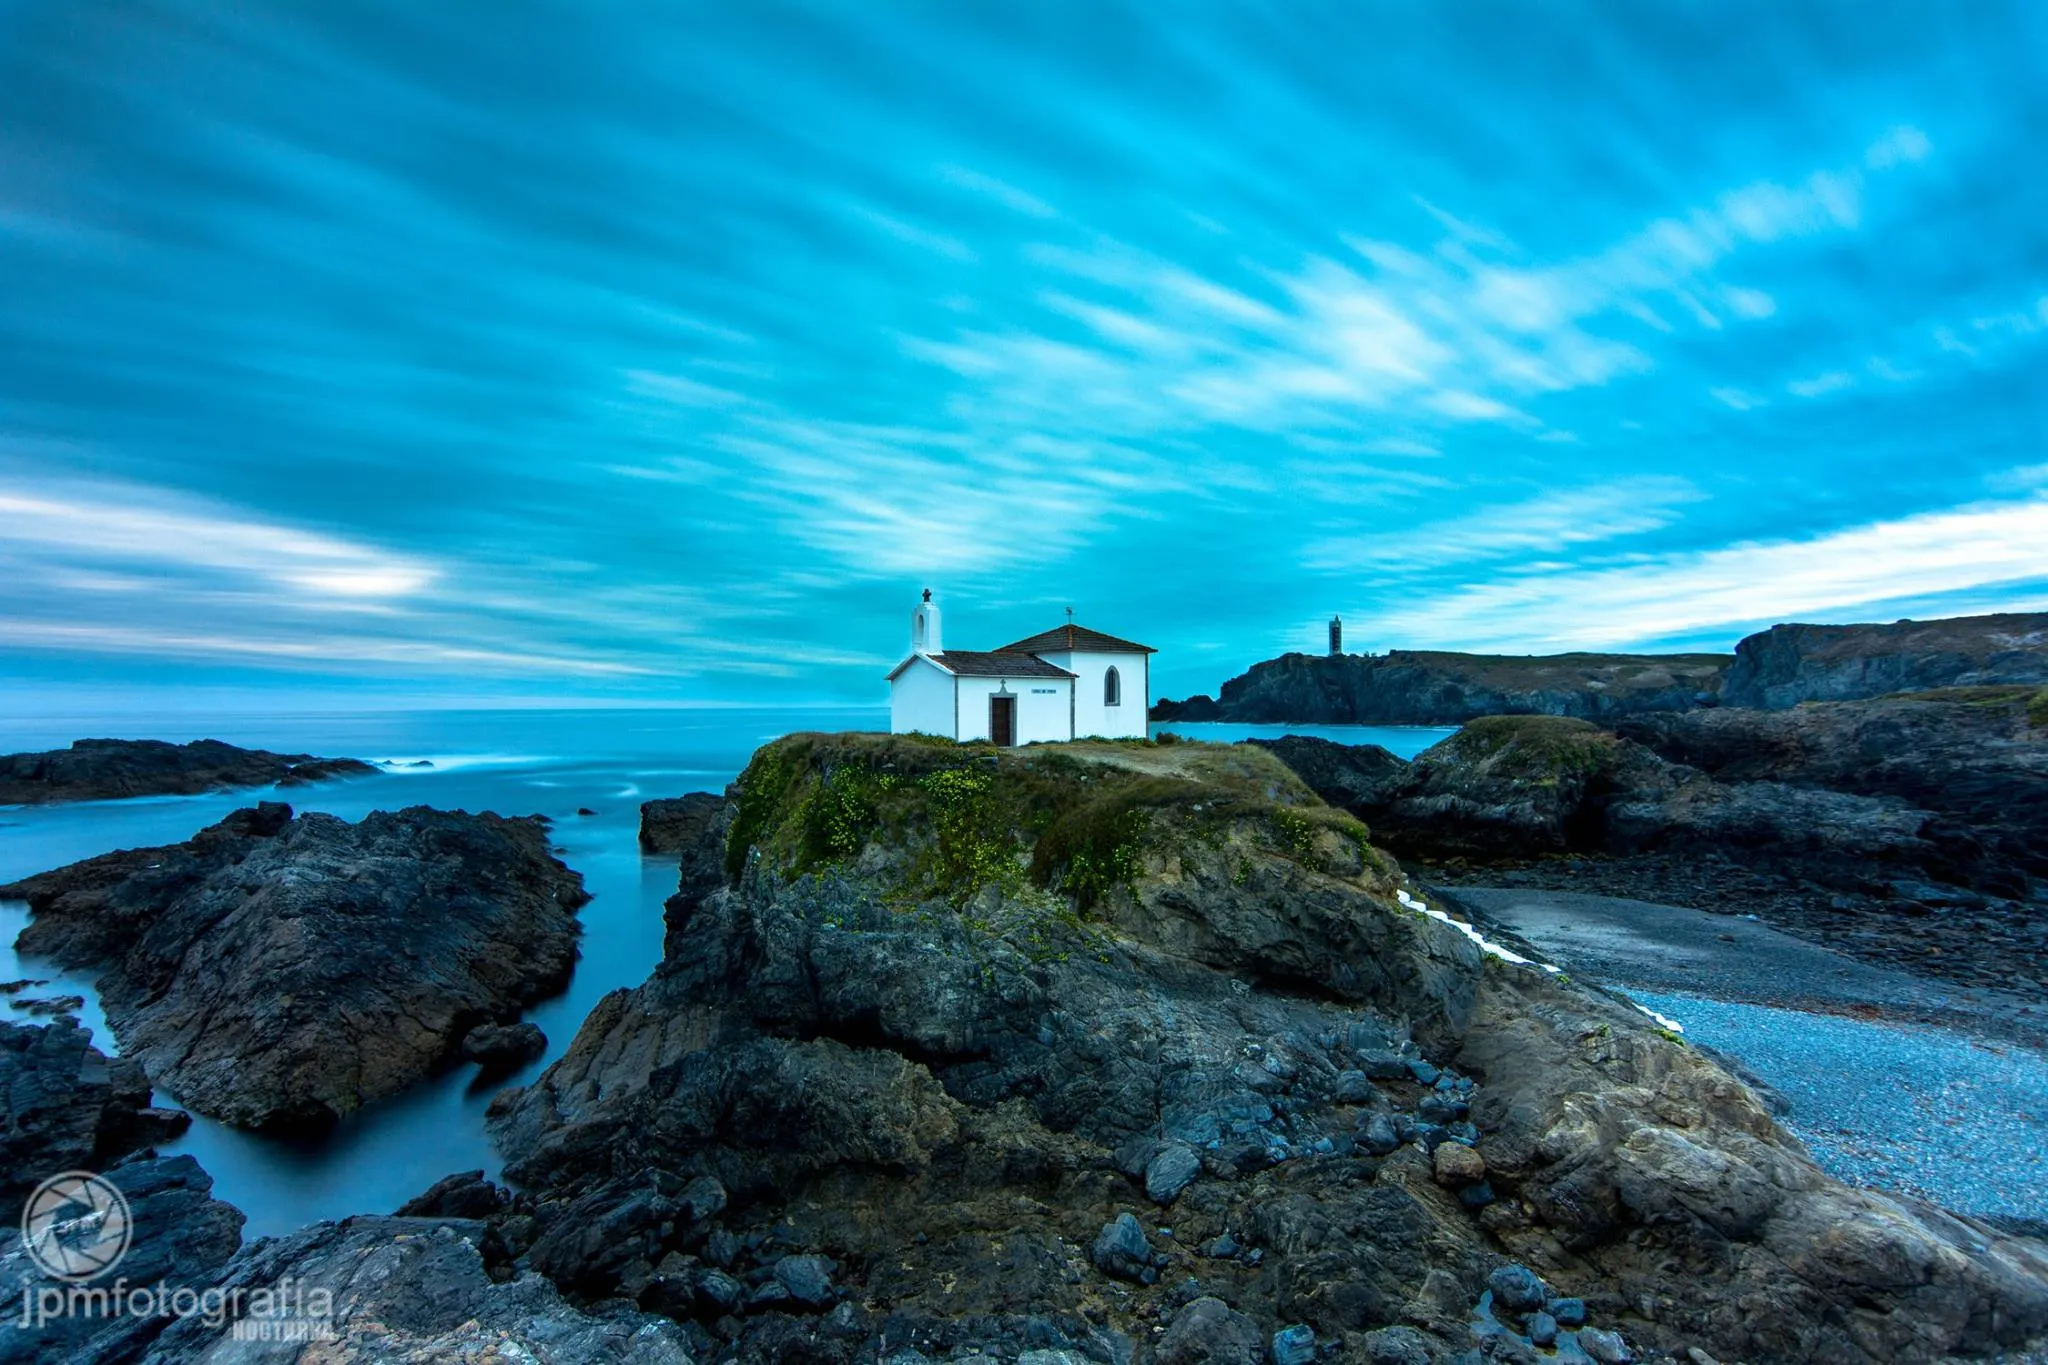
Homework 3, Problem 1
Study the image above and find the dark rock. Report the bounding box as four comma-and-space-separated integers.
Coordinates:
0, 804, 586, 1131
1091, 1213, 1154, 1283
10, 993, 84, 1017
0, 1152, 245, 1364
1245, 737, 1411, 813
576, 807, 596, 816
397, 1170, 509, 1220
1360, 1112, 1401, 1156
774, 1252, 837, 1307
1488, 1264, 1548, 1313
1527, 1312, 1558, 1347
639, 791, 729, 856
461, 1022, 548, 1074
1146, 1142, 1202, 1203
1549, 1298, 1587, 1327
1330, 1069, 1376, 1103
525, 1181, 678, 1296
0, 1017, 185, 1203
1270, 1323, 1317, 1365
1157, 1296, 1263, 1365
0, 737, 377, 806
697, 1267, 746, 1312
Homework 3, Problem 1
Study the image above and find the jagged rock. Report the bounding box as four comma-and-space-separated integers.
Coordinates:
1146, 1142, 1203, 1203
0, 1017, 188, 1202
1158, 1297, 1263, 1365
477, 733, 2048, 1365
0, 803, 587, 1132
2, 1153, 246, 1365
397, 1170, 510, 1220
1721, 612, 2048, 708
0, 737, 374, 806
1091, 1213, 1155, 1283
461, 1022, 548, 1074
639, 791, 730, 858
1361, 1325, 1433, 1365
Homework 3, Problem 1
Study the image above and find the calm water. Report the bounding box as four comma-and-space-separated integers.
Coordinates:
0, 707, 1446, 1238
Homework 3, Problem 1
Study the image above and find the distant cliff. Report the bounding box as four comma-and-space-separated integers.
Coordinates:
1721, 611, 2048, 708
1151, 649, 1729, 726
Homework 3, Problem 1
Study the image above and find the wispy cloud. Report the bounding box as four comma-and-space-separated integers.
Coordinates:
1787, 370, 1855, 398
1364, 493, 2048, 651
1307, 477, 1701, 572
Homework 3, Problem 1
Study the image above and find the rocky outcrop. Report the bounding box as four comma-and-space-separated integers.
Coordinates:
0, 1017, 189, 1203
2, 1017, 246, 1365
66, 1215, 695, 1365
1152, 650, 1728, 726
0, 737, 375, 806
0, 802, 588, 1132
1616, 686, 2048, 877
639, 791, 729, 854
1722, 612, 2048, 709
478, 733, 2048, 1364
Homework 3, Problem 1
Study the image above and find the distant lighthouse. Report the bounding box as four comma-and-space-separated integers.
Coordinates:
1329, 614, 1343, 656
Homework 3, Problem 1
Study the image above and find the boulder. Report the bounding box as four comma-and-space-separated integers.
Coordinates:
1, 804, 586, 1131
461, 1022, 548, 1074
1158, 1297, 1263, 1365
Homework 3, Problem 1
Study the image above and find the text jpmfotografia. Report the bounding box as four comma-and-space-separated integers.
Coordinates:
17, 1275, 335, 1338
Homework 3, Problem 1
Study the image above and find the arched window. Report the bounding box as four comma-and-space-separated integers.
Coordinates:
1104, 666, 1122, 707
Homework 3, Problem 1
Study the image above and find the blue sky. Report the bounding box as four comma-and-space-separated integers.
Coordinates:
3, 1, 2046, 710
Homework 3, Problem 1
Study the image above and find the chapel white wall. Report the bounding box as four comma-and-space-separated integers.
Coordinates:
890, 656, 957, 737
1037, 650, 1147, 739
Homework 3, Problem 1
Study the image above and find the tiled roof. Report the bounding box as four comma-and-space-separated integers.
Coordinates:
931, 650, 1077, 679
998, 624, 1156, 655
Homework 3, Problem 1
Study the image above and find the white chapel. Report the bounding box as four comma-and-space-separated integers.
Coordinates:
886, 590, 1155, 745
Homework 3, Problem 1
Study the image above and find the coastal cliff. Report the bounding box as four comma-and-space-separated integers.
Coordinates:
1721, 611, 2048, 708
1152, 650, 1728, 725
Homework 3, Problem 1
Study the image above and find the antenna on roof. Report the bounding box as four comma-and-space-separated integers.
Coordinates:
1065, 606, 1074, 624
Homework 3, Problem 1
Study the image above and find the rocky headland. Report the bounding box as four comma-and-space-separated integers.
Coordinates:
452, 733, 2048, 1364
0, 737, 376, 805
1155, 610, 2048, 727
1255, 688, 2048, 996
0, 801, 588, 1131
1152, 651, 1728, 726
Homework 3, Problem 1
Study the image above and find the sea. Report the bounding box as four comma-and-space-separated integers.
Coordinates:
0, 706, 1455, 1238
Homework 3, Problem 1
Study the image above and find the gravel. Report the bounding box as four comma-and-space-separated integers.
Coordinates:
1628, 989, 2048, 1225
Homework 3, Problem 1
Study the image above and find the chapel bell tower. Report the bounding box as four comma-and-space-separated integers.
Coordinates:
911, 588, 943, 655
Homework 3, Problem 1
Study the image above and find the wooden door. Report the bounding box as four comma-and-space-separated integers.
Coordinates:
989, 695, 1015, 747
